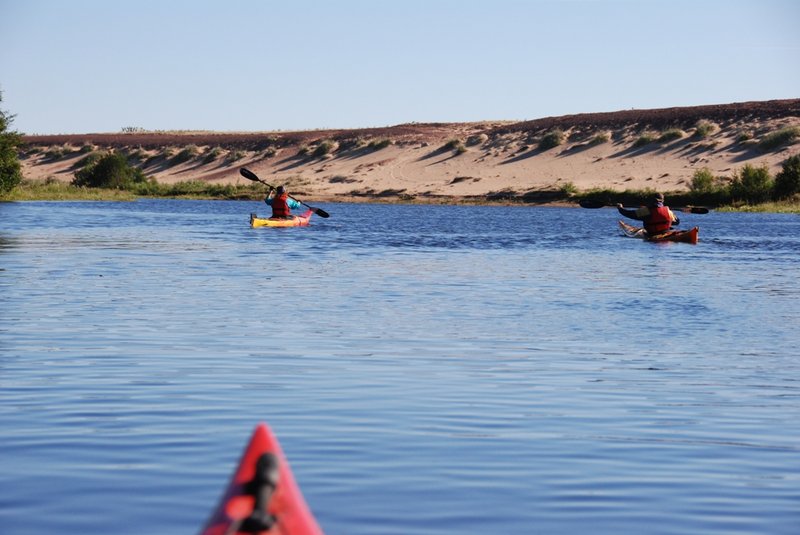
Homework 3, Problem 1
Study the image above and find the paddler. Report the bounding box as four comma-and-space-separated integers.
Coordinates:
265, 185, 301, 219
616, 192, 680, 235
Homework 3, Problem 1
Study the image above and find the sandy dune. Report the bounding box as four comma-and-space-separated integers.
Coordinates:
20, 99, 800, 203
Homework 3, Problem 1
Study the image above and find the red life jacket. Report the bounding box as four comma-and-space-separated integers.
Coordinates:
271, 193, 291, 218
644, 205, 672, 234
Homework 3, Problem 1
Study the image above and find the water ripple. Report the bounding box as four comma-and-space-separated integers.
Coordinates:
1, 201, 799, 534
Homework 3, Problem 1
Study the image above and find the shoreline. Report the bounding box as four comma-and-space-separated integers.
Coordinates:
16, 99, 800, 209
6, 179, 799, 213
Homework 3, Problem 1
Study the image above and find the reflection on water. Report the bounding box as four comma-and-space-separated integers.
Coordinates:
1, 200, 799, 535
0, 233, 18, 252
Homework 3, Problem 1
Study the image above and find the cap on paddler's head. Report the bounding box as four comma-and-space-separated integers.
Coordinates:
653, 192, 664, 203
276, 185, 286, 194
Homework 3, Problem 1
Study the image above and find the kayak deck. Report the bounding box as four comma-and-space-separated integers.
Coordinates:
199, 423, 322, 535
618, 220, 699, 244
250, 210, 314, 228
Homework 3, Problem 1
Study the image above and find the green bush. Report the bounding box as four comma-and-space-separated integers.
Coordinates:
681, 168, 731, 206
146, 147, 175, 166
657, 129, 685, 143
125, 148, 147, 161
443, 138, 461, 149
226, 150, 245, 162
443, 138, 466, 154
633, 133, 657, 147
559, 181, 578, 195
690, 168, 718, 193
44, 145, 69, 161
203, 147, 224, 163
729, 164, 773, 204
312, 139, 337, 157
171, 145, 199, 164
0, 93, 23, 194
774, 153, 800, 199
124, 180, 266, 199
72, 152, 148, 189
539, 129, 564, 150
694, 120, 715, 139
589, 133, 610, 145
368, 138, 391, 150
74, 150, 107, 170
759, 126, 800, 151
338, 137, 366, 151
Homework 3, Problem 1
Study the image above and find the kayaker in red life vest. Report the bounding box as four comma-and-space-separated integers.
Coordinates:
616, 192, 680, 235
265, 185, 301, 219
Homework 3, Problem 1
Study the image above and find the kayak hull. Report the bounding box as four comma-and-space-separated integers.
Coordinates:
619, 220, 699, 244
251, 210, 313, 228
199, 423, 322, 535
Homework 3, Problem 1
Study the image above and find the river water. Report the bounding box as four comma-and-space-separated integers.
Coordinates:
1, 199, 798, 534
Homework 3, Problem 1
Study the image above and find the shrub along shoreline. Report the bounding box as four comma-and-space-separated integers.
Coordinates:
3, 150, 799, 213
0, 179, 270, 202
3, 178, 799, 213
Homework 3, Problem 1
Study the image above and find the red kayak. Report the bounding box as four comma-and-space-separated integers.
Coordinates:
618, 220, 699, 244
199, 423, 322, 535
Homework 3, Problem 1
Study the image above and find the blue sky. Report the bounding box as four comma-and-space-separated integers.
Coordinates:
1, 0, 798, 135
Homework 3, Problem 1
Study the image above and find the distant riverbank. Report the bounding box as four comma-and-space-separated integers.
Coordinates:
3, 179, 799, 213
19, 99, 800, 209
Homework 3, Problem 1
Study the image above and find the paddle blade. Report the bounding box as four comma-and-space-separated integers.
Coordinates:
675, 206, 710, 214
312, 207, 330, 218
688, 206, 710, 214
579, 200, 607, 209
240, 168, 259, 181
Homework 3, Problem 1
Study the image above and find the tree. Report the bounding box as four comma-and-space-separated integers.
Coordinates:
0, 91, 23, 194
72, 152, 147, 189
729, 164, 773, 204
773, 154, 800, 200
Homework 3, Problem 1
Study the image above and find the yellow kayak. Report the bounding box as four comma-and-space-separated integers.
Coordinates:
250, 210, 314, 228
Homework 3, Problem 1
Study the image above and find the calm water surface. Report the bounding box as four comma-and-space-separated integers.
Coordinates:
1, 200, 798, 534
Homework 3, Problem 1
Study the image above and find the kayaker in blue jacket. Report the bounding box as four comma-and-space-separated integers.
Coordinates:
265, 186, 301, 219
617, 192, 679, 235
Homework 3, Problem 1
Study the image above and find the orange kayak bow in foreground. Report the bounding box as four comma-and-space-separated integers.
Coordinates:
199, 423, 322, 535
618, 220, 699, 244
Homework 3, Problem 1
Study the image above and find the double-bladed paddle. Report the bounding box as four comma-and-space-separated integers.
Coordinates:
578, 199, 710, 214
240, 168, 330, 218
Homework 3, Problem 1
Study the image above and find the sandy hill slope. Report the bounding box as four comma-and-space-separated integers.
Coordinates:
20, 99, 800, 202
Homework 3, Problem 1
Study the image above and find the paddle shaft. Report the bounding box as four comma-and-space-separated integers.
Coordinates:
579, 200, 709, 214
